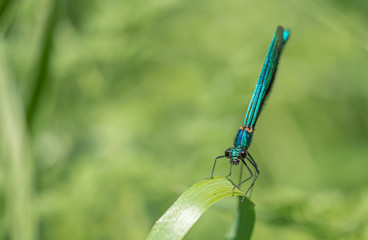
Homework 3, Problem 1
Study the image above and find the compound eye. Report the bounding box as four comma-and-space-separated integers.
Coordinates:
240, 150, 247, 159
225, 149, 230, 157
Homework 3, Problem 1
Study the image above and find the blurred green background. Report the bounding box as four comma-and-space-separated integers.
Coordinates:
1, 0, 368, 239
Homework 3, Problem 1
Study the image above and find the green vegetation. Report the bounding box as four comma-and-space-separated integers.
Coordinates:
147, 177, 254, 240
1, 0, 368, 239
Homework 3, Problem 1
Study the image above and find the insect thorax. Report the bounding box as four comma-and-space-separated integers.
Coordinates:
234, 125, 254, 149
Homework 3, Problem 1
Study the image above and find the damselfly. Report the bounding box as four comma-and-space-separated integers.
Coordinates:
209, 26, 290, 201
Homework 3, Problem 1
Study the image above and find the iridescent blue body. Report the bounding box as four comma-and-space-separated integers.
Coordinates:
209, 26, 290, 200
229, 26, 289, 162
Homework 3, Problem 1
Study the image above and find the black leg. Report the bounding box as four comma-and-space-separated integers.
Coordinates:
206, 155, 226, 179
225, 162, 232, 177
247, 152, 258, 168
233, 159, 253, 200
244, 153, 260, 199
238, 162, 243, 183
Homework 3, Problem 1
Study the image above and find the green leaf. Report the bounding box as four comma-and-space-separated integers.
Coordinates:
146, 176, 255, 240
226, 197, 255, 240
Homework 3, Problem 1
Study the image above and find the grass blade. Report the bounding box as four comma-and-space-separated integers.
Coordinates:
0, 44, 36, 240
229, 196, 255, 240
26, 0, 60, 128
146, 176, 255, 240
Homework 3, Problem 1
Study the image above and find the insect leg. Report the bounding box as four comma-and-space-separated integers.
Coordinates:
244, 153, 260, 199
225, 162, 232, 177
238, 162, 243, 183
233, 159, 253, 200
247, 152, 258, 168
207, 155, 226, 179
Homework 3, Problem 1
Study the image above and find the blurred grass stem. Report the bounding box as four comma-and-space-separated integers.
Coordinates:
0, 46, 36, 240
26, 0, 60, 129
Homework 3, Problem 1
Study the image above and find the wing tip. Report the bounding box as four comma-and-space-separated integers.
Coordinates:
277, 25, 290, 44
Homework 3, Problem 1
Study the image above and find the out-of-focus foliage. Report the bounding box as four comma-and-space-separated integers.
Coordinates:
1, 0, 368, 239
